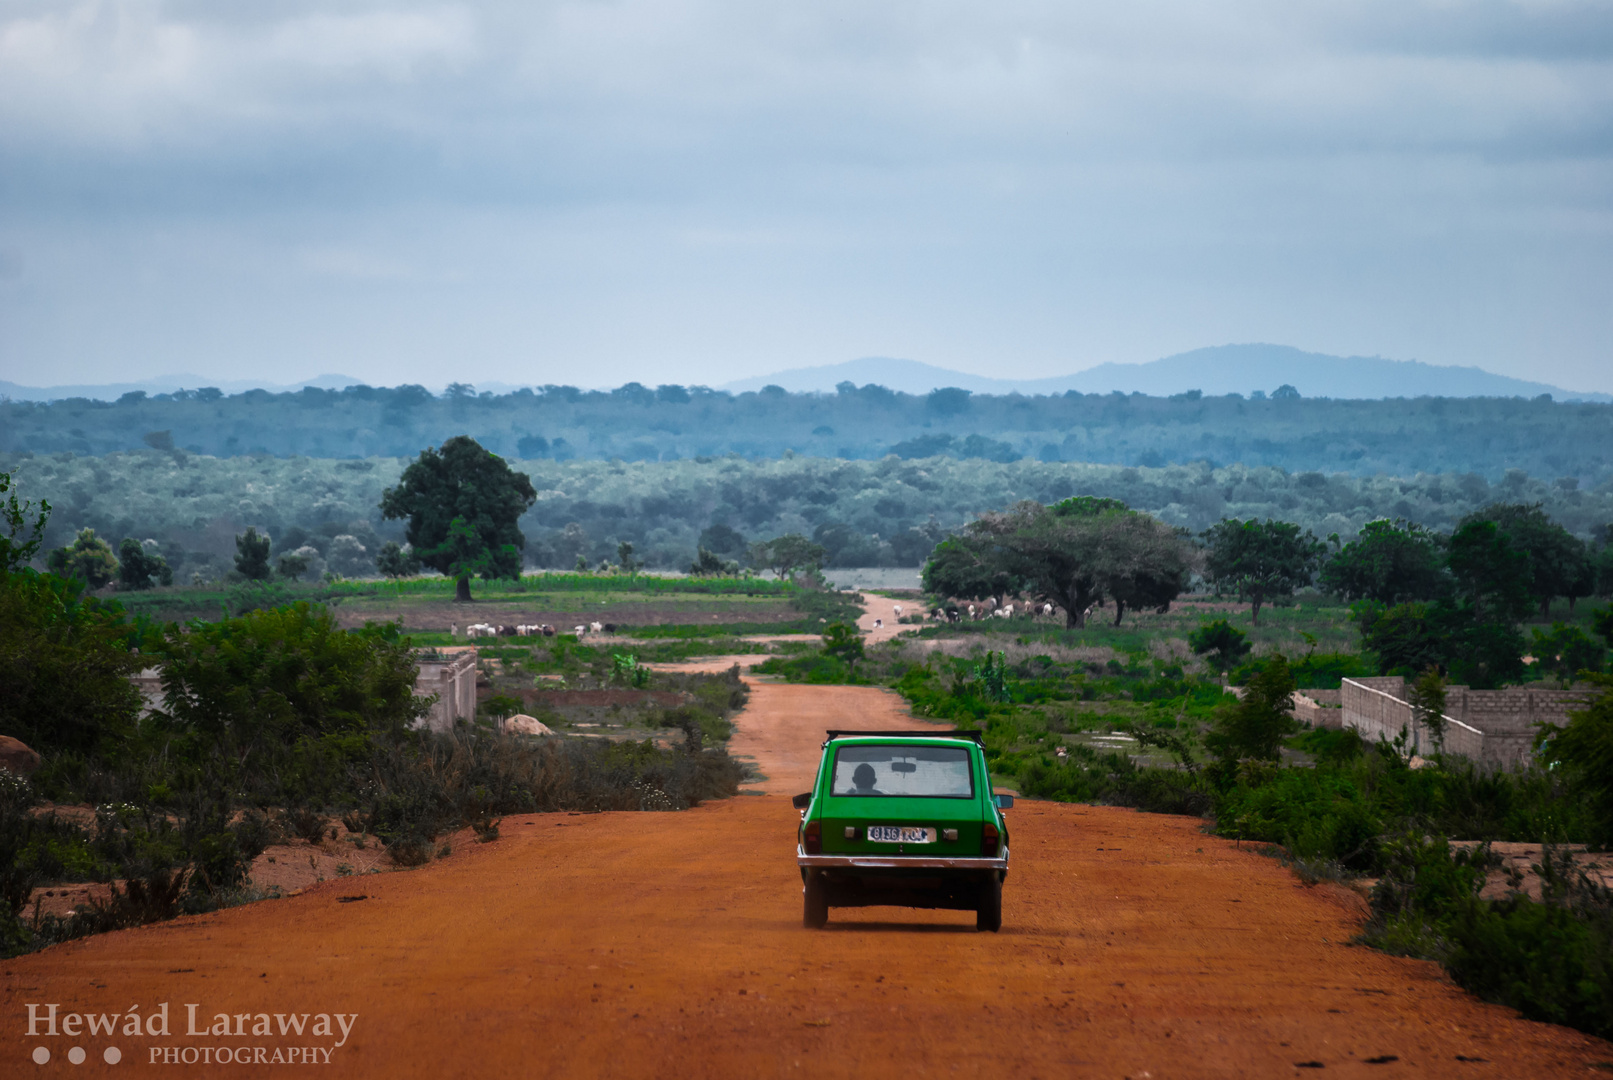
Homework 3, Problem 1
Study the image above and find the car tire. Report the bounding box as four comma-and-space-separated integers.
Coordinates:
803, 873, 829, 929
976, 875, 1002, 933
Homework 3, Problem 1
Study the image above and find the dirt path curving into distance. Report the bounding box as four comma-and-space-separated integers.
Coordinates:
856, 593, 912, 644
6, 681, 1611, 1077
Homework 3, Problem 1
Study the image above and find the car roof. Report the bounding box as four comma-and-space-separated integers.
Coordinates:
822, 731, 983, 749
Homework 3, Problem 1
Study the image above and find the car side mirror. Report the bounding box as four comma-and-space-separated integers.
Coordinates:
791, 792, 812, 810
994, 794, 1014, 809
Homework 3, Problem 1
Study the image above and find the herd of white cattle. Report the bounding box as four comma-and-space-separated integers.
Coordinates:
453, 621, 619, 639
446, 596, 1069, 641
929, 598, 1064, 623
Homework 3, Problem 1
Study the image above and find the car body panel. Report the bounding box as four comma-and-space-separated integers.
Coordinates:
797, 734, 1009, 917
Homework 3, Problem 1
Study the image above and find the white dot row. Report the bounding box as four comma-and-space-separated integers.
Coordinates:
32, 1046, 122, 1065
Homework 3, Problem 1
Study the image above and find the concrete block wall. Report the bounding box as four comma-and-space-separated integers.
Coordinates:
1341, 677, 1593, 767
414, 649, 479, 734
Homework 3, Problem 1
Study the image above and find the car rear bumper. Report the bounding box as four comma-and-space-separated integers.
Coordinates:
797, 847, 1009, 871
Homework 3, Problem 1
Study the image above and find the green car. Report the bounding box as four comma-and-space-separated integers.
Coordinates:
793, 730, 1012, 932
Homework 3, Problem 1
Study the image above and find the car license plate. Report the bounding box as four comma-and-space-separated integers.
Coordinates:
867, 826, 935, 844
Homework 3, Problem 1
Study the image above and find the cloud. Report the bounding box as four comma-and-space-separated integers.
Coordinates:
0, 0, 1610, 390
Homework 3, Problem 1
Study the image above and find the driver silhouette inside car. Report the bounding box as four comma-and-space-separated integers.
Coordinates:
848, 762, 884, 795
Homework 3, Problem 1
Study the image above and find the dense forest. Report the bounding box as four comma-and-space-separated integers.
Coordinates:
3, 449, 1609, 582
2, 381, 1610, 482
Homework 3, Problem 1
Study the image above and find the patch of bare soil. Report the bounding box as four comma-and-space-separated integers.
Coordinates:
6, 682, 1610, 1077
1451, 841, 1613, 900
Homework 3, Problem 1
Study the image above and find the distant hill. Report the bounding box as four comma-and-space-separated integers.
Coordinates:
722, 345, 1611, 402
0, 373, 365, 402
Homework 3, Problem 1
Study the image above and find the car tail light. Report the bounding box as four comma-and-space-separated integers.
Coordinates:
980, 822, 1000, 857
802, 820, 822, 854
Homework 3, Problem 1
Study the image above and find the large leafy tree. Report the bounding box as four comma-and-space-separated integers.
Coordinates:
1446, 520, 1534, 622
1461, 503, 1592, 617
118, 538, 172, 590
1320, 518, 1447, 605
1356, 600, 1526, 690
920, 536, 1019, 600
234, 527, 272, 582
1202, 518, 1323, 624
380, 436, 537, 601
47, 527, 119, 588
747, 533, 827, 582
1096, 514, 1197, 626
925, 496, 1192, 629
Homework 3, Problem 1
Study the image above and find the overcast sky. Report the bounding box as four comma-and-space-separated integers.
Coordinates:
2, 0, 1610, 392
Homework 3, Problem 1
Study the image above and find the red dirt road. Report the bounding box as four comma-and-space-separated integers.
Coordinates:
5, 683, 1611, 1077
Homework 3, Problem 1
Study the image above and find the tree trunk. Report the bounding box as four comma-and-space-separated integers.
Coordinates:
456, 575, 472, 602
1250, 596, 1262, 625
1113, 599, 1126, 627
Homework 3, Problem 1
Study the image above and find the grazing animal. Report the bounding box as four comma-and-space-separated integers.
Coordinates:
589, 621, 604, 633
1042, 603, 1054, 617
1001, 603, 1014, 619
466, 623, 498, 639
892, 604, 903, 619
967, 604, 977, 620
603, 623, 617, 633
573, 625, 586, 636
541, 624, 555, 637
874, 618, 883, 628
498, 625, 518, 637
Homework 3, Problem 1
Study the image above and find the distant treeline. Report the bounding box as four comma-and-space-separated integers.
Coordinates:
1, 381, 1609, 483
4, 451, 1609, 581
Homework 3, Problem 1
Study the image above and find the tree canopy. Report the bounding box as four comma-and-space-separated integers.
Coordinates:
1462, 503, 1594, 616
117, 538, 171, 591
1202, 518, 1323, 623
47, 527, 119, 588
747, 534, 827, 582
234, 527, 272, 582
379, 436, 537, 601
1320, 518, 1447, 605
923, 496, 1194, 628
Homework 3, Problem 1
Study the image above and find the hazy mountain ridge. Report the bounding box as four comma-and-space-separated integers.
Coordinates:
722, 345, 1610, 401
0, 373, 365, 402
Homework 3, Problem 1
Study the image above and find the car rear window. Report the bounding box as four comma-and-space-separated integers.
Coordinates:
830, 744, 974, 798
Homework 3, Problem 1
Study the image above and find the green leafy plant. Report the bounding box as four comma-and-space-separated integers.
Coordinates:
1188, 619, 1252, 676
820, 622, 865, 679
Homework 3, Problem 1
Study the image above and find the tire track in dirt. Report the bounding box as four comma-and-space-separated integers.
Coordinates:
4, 683, 1610, 1077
